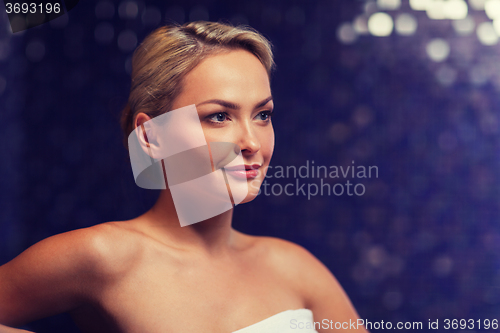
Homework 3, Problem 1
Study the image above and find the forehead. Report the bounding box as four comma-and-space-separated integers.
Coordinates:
173, 49, 271, 109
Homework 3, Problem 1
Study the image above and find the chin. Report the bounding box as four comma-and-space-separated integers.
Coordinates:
238, 192, 259, 204
235, 180, 262, 204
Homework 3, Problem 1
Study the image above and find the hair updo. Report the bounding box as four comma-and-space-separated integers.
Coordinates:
120, 21, 275, 147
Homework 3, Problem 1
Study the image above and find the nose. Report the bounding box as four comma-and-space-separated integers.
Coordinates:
236, 121, 260, 155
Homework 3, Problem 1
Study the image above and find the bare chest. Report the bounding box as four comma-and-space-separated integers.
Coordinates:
83, 253, 304, 333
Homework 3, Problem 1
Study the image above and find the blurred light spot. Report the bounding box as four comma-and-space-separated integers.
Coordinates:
49, 13, 68, 28
285, 6, 305, 26
352, 105, 374, 128
377, 0, 401, 10
395, 13, 418, 35
117, 30, 137, 52
410, 0, 430, 10
364, 1, 378, 14
189, 5, 209, 21
426, 38, 450, 62
0, 40, 10, 61
141, 6, 161, 26
329, 122, 351, 144
337, 22, 358, 44
95, 1, 114, 19
165, 6, 185, 24
436, 65, 457, 86
427, 1, 446, 19
469, 0, 487, 10
353, 15, 369, 34
368, 12, 394, 36
0, 76, 6, 95
438, 131, 458, 150
118, 1, 138, 20
95, 22, 114, 44
383, 291, 403, 310
483, 287, 500, 304
445, 0, 469, 19
367, 245, 387, 267
477, 21, 499, 45
230, 14, 249, 26
26, 40, 45, 62
494, 18, 500, 35
480, 112, 499, 133
485, 0, 500, 19
433, 255, 453, 276
452, 16, 475, 34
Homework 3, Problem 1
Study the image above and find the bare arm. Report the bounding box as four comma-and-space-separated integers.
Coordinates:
0, 228, 106, 330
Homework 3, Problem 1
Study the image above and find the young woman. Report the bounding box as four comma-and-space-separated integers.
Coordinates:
0, 21, 367, 333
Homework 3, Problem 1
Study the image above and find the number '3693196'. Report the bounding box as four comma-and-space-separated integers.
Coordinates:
5, 3, 61, 14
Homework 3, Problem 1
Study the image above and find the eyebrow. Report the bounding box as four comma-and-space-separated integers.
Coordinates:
197, 96, 273, 110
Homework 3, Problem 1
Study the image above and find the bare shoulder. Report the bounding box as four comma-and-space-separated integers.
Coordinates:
239, 234, 365, 331
235, 233, 329, 292
0, 220, 143, 288
68, 221, 145, 277
0, 220, 143, 326
249, 236, 333, 290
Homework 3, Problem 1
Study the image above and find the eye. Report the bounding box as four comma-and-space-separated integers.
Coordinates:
256, 110, 273, 122
207, 112, 230, 123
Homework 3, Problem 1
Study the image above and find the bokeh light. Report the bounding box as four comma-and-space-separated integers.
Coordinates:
452, 16, 475, 34
469, 0, 487, 10
395, 13, 418, 35
410, 0, 430, 10
118, 1, 138, 20
485, 0, 500, 19
444, 0, 468, 19
353, 15, 370, 35
337, 22, 358, 44
368, 12, 394, 36
117, 29, 137, 52
477, 21, 499, 45
426, 38, 450, 62
377, 0, 401, 10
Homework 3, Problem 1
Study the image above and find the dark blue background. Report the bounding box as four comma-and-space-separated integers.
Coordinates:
1, 0, 500, 331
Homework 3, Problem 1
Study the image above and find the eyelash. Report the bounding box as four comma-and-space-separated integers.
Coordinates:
206, 110, 274, 124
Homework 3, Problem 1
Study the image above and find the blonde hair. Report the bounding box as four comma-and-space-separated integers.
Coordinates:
120, 21, 275, 147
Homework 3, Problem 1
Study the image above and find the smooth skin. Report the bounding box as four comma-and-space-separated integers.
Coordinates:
0, 50, 367, 333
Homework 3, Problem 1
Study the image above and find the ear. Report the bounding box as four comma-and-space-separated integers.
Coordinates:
135, 112, 152, 145
132, 112, 161, 159
129, 112, 167, 189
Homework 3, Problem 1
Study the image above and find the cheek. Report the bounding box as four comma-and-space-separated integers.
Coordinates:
262, 126, 275, 160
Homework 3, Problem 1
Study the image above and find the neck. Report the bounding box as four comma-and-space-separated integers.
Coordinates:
141, 189, 236, 255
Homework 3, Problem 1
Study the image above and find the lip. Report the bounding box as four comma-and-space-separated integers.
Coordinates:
223, 164, 261, 179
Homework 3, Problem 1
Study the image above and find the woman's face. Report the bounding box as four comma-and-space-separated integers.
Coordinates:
171, 49, 274, 203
